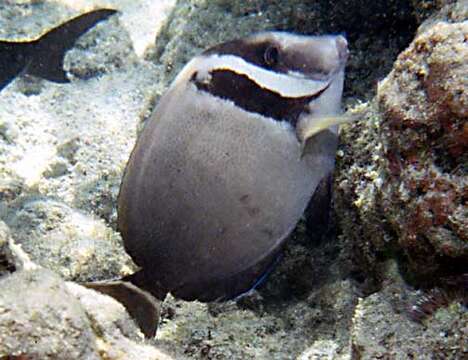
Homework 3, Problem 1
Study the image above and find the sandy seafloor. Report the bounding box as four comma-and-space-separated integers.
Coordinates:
0, 1, 466, 359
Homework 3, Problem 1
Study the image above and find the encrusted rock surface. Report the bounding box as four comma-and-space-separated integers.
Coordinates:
335, 3, 467, 283
0, 269, 100, 359
1, 0, 467, 359
350, 262, 468, 359
0, 268, 174, 360
5, 198, 135, 281
378, 20, 467, 277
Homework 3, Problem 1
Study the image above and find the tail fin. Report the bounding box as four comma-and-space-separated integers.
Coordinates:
0, 41, 30, 90
0, 9, 117, 91
27, 8, 117, 82
83, 279, 161, 338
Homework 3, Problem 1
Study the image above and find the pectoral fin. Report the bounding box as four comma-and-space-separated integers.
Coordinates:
83, 280, 161, 338
297, 114, 359, 145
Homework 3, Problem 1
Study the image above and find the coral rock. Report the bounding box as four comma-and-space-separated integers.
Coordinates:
378, 20, 467, 276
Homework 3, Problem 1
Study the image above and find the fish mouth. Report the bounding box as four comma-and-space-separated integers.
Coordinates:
287, 69, 333, 85
296, 35, 349, 82
335, 35, 350, 65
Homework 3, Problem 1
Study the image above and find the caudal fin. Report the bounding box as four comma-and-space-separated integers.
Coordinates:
26, 9, 118, 83
83, 279, 161, 338
0, 9, 117, 92
0, 41, 30, 90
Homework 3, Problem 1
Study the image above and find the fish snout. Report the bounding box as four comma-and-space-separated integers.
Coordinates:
335, 35, 349, 65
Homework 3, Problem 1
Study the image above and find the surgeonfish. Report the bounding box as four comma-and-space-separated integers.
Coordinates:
87, 32, 353, 338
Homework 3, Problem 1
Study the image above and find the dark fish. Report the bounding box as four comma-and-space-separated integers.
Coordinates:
0, 9, 117, 91
86, 32, 351, 338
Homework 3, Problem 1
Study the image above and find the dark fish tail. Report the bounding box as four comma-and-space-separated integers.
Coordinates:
0, 41, 31, 90
83, 271, 164, 338
27, 9, 118, 82
0, 9, 117, 91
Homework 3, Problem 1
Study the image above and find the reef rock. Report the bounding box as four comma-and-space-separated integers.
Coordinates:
335, 2, 467, 282
0, 269, 100, 359
5, 198, 135, 282
378, 20, 467, 277
0, 268, 174, 359
350, 262, 467, 359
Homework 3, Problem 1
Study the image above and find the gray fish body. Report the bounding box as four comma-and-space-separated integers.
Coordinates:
118, 32, 348, 302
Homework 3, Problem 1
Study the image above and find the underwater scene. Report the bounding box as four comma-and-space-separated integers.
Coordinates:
0, 0, 466, 359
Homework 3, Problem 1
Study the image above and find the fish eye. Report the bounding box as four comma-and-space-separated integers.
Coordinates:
264, 45, 279, 66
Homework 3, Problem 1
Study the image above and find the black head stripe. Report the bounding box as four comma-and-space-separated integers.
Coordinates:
202, 36, 337, 80
192, 69, 328, 125
203, 39, 291, 75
